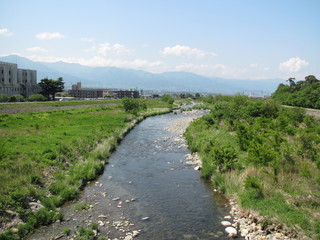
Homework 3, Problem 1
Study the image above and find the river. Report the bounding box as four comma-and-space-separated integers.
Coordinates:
29, 110, 233, 240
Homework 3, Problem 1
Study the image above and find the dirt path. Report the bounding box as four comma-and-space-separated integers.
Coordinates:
305, 108, 320, 119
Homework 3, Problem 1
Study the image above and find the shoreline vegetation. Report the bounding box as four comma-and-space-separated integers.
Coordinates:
0, 99, 173, 239
185, 95, 320, 239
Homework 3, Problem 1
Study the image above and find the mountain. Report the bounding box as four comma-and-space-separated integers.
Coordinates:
0, 55, 284, 94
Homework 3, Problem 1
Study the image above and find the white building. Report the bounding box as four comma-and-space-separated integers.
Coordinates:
0, 61, 40, 97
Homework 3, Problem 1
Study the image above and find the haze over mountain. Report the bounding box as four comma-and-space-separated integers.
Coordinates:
0, 55, 284, 94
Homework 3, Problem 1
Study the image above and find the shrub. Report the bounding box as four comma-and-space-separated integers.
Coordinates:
208, 145, 238, 173
0, 94, 8, 102
27, 94, 47, 102
243, 176, 264, 199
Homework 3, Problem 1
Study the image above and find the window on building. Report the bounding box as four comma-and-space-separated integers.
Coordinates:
9, 70, 11, 75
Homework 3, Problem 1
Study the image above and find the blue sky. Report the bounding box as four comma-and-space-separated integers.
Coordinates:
1, 0, 319, 80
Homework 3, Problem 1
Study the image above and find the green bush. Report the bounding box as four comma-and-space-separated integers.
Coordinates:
27, 94, 47, 102
161, 94, 174, 104
208, 145, 238, 173
0, 94, 8, 102
121, 97, 146, 112
243, 176, 264, 199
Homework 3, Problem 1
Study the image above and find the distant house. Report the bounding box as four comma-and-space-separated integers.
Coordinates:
67, 82, 140, 99
0, 61, 40, 97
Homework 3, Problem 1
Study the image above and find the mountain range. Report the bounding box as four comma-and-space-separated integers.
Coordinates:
0, 55, 284, 94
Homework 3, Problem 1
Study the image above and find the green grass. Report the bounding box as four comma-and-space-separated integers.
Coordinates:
0, 99, 171, 239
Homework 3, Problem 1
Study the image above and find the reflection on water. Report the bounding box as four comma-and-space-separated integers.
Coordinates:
29, 111, 234, 240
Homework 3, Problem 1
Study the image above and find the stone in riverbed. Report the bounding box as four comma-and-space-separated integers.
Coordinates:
225, 226, 237, 238
124, 236, 133, 240
194, 165, 201, 171
221, 221, 232, 226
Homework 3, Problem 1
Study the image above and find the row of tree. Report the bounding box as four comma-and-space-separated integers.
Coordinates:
272, 75, 320, 109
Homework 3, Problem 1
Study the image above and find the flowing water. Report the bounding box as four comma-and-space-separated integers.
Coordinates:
29, 110, 234, 240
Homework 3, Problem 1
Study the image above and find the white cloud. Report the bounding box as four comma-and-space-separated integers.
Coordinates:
0, 28, 13, 37
97, 43, 111, 56
26, 46, 47, 53
161, 45, 216, 58
113, 43, 133, 55
85, 42, 133, 56
279, 57, 309, 72
250, 63, 259, 68
36, 32, 65, 40
174, 63, 248, 77
80, 37, 95, 42
26, 54, 164, 73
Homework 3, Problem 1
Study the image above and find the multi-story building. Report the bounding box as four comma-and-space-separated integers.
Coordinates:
0, 61, 40, 97
114, 90, 140, 99
68, 82, 140, 99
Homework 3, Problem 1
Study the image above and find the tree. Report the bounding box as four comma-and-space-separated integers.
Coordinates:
39, 77, 64, 101
122, 97, 139, 112
305, 75, 319, 84
161, 94, 174, 104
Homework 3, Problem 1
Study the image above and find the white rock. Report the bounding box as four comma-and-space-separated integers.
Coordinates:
98, 220, 105, 226
132, 230, 140, 237
124, 235, 133, 240
142, 217, 149, 221
224, 215, 232, 219
221, 221, 232, 226
225, 226, 237, 238
194, 166, 201, 171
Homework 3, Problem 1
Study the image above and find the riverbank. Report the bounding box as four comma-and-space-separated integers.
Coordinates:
184, 96, 319, 239
0, 100, 172, 239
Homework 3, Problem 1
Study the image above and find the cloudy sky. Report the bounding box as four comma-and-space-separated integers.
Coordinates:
1, 0, 319, 80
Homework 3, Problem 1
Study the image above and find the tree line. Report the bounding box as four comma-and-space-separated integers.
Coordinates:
272, 75, 320, 109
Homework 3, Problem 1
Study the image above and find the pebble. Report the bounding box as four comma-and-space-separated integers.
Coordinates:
141, 217, 149, 221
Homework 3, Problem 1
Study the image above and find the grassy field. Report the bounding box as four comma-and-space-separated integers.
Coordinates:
0, 99, 172, 239
185, 96, 320, 239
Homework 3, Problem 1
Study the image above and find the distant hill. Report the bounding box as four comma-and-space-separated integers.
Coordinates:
0, 55, 285, 94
